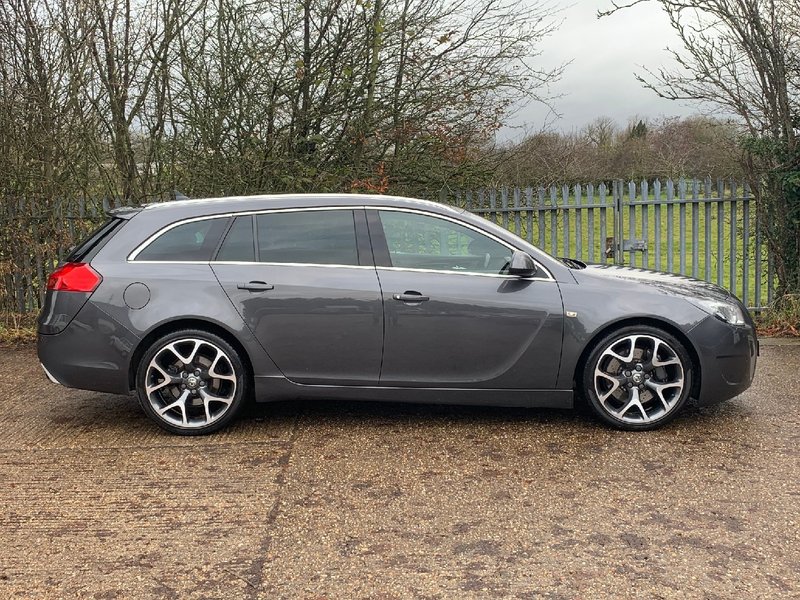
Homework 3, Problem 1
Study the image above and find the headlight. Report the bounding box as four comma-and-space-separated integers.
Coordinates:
688, 298, 746, 325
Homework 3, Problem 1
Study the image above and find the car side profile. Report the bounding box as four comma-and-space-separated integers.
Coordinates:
38, 194, 758, 434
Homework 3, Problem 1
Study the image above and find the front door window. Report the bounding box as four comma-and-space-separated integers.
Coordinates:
378, 210, 512, 274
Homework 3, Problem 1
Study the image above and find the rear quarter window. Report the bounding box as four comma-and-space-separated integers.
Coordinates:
135, 218, 229, 261
67, 218, 125, 262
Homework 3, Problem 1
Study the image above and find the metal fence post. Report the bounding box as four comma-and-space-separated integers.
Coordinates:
613, 180, 623, 264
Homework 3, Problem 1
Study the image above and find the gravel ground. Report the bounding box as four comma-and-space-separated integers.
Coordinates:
0, 344, 798, 599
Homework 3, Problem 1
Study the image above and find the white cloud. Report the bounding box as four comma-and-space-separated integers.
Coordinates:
499, 0, 698, 141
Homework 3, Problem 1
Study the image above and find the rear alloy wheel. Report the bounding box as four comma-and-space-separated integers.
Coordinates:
136, 329, 248, 435
582, 326, 693, 430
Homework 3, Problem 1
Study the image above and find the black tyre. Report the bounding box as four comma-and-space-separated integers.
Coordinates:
581, 325, 693, 431
136, 329, 249, 435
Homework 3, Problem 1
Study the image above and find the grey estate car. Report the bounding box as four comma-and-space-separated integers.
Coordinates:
38, 194, 758, 434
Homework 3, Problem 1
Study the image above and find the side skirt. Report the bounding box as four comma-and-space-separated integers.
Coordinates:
253, 376, 573, 409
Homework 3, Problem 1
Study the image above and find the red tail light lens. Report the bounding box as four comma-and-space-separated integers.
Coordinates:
47, 263, 102, 292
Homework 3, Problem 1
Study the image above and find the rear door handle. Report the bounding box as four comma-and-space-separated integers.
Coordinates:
393, 291, 430, 303
237, 281, 274, 292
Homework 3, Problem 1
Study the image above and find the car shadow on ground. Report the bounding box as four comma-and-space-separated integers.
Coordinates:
32, 386, 755, 443
239, 394, 752, 434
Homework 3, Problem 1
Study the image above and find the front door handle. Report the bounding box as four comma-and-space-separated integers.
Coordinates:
237, 281, 274, 292
393, 291, 430, 303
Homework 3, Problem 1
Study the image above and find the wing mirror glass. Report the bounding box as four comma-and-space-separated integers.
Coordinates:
507, 250, 537, 277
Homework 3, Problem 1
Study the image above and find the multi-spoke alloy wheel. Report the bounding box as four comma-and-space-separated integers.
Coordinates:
583, 326, 693, 430
137, 330, 247, 435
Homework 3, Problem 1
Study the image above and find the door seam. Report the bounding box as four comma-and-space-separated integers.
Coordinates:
363, 210, 387, 382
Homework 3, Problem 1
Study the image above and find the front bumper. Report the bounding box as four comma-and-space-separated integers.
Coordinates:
689, 315, 758, 406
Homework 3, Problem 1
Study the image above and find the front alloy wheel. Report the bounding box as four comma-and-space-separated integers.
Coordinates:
136, 330, 248, 435
583, 326, 693, 430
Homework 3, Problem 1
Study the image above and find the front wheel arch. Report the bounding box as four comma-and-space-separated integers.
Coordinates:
572, 317, 701, 403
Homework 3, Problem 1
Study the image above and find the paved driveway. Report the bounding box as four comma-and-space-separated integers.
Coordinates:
0, 344, 798, 599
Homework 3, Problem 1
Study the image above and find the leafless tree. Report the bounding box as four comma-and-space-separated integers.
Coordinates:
0, 0, 563, 311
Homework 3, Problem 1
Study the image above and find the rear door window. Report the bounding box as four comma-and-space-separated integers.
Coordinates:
136, 218, 229, 261
255, 210, 359, 265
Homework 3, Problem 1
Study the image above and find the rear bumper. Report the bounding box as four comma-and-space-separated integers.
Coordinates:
689, 316, 758, 406
40, 362, 62, 385
37, 301, 139, 395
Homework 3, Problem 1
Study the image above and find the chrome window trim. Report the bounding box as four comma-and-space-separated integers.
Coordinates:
128, 261, 372, 270
124, 260, 210, 265
127, 260, 550, 280
377, 266, 555, 281
127, 204, 554, 281
213, 261, 373, 270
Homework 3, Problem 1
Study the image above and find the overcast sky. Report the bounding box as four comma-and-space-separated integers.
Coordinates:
498, 0, 699, 141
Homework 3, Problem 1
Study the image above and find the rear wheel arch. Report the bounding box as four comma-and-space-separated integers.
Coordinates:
573, 317, 701, 401
129, 318, 254, 393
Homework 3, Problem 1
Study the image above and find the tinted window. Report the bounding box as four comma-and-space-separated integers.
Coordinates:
68, 218, 124, 262
256, 210, 359, 265
216, 216, 255, 262
136, 218, 228, 261
378, 211, 511, 274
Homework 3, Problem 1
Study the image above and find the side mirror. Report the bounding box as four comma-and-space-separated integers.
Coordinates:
507, 250, 537, 277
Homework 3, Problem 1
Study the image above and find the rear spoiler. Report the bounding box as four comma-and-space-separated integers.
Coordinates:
106, 206, 142, 220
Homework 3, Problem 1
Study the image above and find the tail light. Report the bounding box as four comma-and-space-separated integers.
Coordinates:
47, 263, 102, 293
